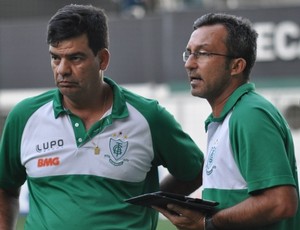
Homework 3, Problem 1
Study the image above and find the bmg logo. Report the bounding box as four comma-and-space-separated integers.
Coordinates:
37, 157, 60, 167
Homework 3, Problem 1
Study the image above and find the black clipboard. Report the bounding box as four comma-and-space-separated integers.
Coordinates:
125, 191, 218, 214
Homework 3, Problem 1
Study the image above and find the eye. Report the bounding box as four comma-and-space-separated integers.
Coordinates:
195, 51, 210, 58
70, 55, 83, 61
50, 54, 59, 61
50, 54, 61, 65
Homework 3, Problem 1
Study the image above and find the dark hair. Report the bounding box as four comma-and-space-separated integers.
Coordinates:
193, 13, 258, 78
47, 4, 109, 55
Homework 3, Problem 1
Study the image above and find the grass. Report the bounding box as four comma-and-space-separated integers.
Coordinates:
156, 219, 176, 230
16, 216, 26, 230
17, 216, 176, 230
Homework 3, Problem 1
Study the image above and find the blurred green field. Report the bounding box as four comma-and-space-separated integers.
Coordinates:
157, 219, 177, 230
16, 216, 176, 230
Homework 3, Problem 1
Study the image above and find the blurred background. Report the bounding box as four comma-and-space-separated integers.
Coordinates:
1, 0, 300, 229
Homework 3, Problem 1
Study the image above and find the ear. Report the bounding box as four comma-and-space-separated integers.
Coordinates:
230, 58, 246, 76
97, 48, 110, 71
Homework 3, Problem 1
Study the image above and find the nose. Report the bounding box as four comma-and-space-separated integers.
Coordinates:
56, 59, 71, 76
184, 55, 197, 70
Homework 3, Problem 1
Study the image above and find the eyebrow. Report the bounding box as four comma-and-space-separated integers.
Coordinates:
186, 44, 209, 51
49, 51, 87, 58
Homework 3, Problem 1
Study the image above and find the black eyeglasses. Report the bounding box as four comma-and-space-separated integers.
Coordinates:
183, 50, 236, 62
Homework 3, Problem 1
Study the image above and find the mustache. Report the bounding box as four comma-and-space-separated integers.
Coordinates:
187, 72, 203, 80
56, 75, 78, 83
56, 78, 79, 87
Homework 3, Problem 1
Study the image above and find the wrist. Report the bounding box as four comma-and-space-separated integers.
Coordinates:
204, 215, 218, 230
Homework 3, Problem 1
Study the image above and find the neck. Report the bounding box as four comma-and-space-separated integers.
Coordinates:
63, 83, 112, 130
210, 81, 245, 117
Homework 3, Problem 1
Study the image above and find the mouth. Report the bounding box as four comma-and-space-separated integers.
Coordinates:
57, 81, 78, 88
190, 76, 203, 83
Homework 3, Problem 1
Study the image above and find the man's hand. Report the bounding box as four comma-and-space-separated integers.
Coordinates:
153, 204, 205, 230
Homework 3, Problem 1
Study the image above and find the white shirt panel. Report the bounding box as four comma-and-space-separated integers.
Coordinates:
203, 111, 247, 190
21, 102, 154, 182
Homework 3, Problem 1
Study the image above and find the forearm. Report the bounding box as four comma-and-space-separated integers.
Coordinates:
160, 172, 202, 195
0, 188, 20, 230
212, 186, 298, 229
212, 199, 272, 229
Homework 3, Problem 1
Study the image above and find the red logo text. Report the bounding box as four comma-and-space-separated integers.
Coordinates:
37, 157, 60, 167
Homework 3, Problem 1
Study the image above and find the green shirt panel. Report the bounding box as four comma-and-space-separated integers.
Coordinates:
25, 174, 158, 230
229, 89, 297, 193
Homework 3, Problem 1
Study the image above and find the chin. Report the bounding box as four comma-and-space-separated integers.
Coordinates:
191, 88, 199, 96
191, 89, 205, 98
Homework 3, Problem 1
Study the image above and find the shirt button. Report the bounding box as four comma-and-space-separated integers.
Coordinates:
78, 138, 83, 142
75, 123, 79, 127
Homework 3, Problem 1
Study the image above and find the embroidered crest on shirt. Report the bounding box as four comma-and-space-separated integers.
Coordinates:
105, 132, 129, 166
206, 146, 217, 175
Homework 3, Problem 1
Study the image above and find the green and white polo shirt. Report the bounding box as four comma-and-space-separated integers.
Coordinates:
203, 83, 300, 230
0, 77, 204, 230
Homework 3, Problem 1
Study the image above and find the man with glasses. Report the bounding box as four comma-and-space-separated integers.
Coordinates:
154, 13, 300, 230
0, 4, 204, 230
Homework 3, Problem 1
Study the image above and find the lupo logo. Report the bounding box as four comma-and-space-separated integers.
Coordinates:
36, 139, 64, 152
